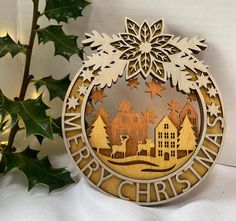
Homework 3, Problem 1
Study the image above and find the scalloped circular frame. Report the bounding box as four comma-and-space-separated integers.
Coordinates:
62, 18, 225, 205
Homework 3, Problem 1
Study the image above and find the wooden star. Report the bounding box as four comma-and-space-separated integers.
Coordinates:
196, 73, 210, 88
207, 86, 217, 98
77, 84, 88, 96
118, 100, 132, 113
187, 92, 197, 102
168, 100, 180, 113
85, 105, 94, 115
143, 109, 157, 124
67, 96, 79, 110
80, 69, 94, 82
127, 78, 140, 89
91, 88, 107, 104
145, 79, 165, 98
207, 102, 221, 117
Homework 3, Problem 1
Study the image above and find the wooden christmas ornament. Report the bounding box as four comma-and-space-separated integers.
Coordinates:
62, 18, 225, 205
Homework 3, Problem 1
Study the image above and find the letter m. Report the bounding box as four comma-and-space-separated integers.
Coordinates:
64, 113, 81, 131
195, 145, 217, 169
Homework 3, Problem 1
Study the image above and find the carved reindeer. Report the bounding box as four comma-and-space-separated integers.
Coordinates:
111, 135, 129, 158
137, 139, 155, 156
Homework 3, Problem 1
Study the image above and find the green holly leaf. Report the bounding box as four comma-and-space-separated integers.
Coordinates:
51, 117, 62, 135
34, 75, 70, 101
1, 147, 74, 192
44, 0, 90, 23
0, 34, 27, 58
37, 25, 83, 60
0, 91, 53, 139
35, 117, 62, 144
0, 110, 8, 133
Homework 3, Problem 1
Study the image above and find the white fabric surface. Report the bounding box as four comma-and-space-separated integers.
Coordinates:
0, 164, 235, 221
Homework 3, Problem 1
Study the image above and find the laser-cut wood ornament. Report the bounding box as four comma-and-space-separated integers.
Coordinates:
62, 18, 225, 205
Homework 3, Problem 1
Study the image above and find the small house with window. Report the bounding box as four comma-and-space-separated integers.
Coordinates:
155, 116, 178, 160
111, 112, 147, 156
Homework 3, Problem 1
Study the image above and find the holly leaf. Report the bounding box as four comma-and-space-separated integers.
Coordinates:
0, 110, 8, 133
37, 25, 83, 60
34, 75, 71, 101
1, 147, 74, 192
44, 0, 90, 23
0, 91, 53, 139
35, 117, 62, 144
0, 34, 27, 58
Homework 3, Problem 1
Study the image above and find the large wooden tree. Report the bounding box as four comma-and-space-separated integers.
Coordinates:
89, 115, 110, 152
178, 116, 197, 153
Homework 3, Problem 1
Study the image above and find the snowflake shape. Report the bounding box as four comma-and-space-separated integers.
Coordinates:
111, 18, 180, 80
207, 102, 221, 117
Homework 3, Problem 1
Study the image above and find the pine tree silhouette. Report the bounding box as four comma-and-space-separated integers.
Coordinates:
89, 115, 110, 152
178, 116, 197, 154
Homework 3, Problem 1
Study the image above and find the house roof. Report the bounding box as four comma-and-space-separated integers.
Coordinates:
155, 115, 177, 130
180, 102, 198, 116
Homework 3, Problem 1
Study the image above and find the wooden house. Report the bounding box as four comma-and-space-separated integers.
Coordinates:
155, 116, 178, 160
179, 102, 198, 135
111, 111, 148, 156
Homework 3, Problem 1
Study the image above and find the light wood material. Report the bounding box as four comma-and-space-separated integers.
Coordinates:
62, 18, 225, 205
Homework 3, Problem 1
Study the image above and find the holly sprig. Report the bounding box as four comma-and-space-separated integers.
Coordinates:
0, 0, 89, 192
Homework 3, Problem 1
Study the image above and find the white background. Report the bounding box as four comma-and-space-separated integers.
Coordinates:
0, 0, 235, 167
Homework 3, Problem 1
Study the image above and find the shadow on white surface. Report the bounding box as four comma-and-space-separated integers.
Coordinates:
0, 164, 235, 221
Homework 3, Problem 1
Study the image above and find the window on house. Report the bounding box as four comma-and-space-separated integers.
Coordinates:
192, 118, 196, 124
131, 130, 135, 138
121, 116, 126, 123
171, 150, 175, 157
171, 141, 175, 148
158, 141, 162, 148
158, 150, 163, 156
139, 130, 143, 139
164, 132, 169, 139
116, 129, 120, 141
170, 132, 175, 139
158, 132, 162, 139
133, 117, 138, 123
164, 141, 169, 148
164, 123, 169, 129
187, 110, 191, 115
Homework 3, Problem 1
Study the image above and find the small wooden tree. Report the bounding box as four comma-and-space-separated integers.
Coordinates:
89, 115, 110, 152
178, 116, 197, 153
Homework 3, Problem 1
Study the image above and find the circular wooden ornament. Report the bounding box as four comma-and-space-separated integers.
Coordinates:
62, 18, 225, 205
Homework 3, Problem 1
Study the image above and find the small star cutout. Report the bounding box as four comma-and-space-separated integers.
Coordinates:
145, 79, 165, 98
77, 84, 88, 96
187, 92, 197, 102
207, 102, 221, 117
196, 73, 210, 88
127, 78, 140, 89
85, 105, 94, 115
80, 69, 94, 82
67, 96, 79, 110
91, 88, 107, 104
207, 86, 218, 97
168, 100, 180, 113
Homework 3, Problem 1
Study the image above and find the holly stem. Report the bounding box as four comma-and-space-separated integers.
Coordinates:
7, 0, 40, 149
